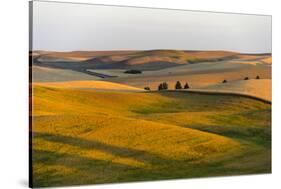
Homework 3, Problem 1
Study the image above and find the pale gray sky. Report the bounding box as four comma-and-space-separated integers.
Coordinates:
32, 1, 272, 53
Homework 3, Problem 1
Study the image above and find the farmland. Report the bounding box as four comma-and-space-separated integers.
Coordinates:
30, 50, 271, 187
31, 85, 271, 187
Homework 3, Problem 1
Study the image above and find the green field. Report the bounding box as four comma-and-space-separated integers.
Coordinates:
31, 86, 271, 187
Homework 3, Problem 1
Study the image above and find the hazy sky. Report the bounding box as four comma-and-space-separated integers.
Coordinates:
32, 1, 272, 53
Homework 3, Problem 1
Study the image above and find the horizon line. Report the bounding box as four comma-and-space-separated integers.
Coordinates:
31, 49, 272, 55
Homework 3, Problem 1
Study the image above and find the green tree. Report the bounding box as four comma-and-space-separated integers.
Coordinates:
175, 81, 182, 89
162, 82, 168, 90
158, 83, 163, 91
184, 82, 190, 89
222, 79, 227, 83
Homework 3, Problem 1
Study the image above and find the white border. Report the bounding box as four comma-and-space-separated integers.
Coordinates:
0, 0, 280, 189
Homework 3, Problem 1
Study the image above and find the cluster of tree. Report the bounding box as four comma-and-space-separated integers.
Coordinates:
222, 75, 261, 84
158, 82, 168, 90
175, 81, 189, 89
124, 70, 142, 74
157, 81, 190, 91
244, 76, 261, 80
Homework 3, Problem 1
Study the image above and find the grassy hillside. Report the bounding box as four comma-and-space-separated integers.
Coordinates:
31, 85, 271, 187
33, 80, 143, 91
194, 79, 271, 101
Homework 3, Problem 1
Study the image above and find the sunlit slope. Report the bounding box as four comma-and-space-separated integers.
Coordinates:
260, 57, 272, 64
31, 86, 271, 187
108, 61, 271, 89
191, 79, 271, 101
33, 80, 143, 91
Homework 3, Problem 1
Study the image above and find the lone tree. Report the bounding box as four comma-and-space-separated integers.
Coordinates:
184, 82, 190, 89
158, 83, 163, 91
256, 75, 260, 79
175, 81, 182, 89
162, 82, 168, 90
222, 79, 227, 83
244, 77, 249, 80
144, 87, 150, 90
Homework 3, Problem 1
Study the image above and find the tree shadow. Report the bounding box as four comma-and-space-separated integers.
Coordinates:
32, 149, 146, 187
31, 131, 271, 187
33, 132, 170, 165
31, 131, 179, 187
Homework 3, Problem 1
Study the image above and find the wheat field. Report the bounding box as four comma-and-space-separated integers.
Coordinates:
31, 84, 271, 187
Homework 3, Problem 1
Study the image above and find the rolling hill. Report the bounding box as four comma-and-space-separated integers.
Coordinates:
106, 60, 271, 90
30, 49, 272, 187
31, 50, 272, 98
32, 50, 271, 71
33, 80, 143, 91
32, 66, 100, 82
31, 84, 271, 187
191, 79, 271, 102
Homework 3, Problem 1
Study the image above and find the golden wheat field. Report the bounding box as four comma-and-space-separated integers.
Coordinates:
29, 1, 273, 187
31, 82, 271, 187
30, 49, 272, 187
33, 80, 143, 91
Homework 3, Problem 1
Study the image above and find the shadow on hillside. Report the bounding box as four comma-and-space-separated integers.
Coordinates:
33, 132, 170, 165
32, 132, 176, 186
32, 149, 142, 187
31, 131, 271, 187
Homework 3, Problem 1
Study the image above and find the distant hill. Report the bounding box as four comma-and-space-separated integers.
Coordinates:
32, 66, 100, 82
31, 50, 271, 71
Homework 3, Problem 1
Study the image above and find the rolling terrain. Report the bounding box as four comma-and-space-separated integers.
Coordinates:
33, 80, 143, 91
31, 83, 271, 187
32, 66, 100, 82
31, 50, 271, 102
31, 50, 272, 187
106, 60, 271, 90
32, 50, 271, 71
189, 79, 271, 102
